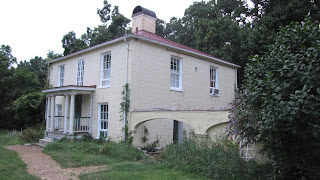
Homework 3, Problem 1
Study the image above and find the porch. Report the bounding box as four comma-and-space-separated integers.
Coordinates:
42, 86, 96, 139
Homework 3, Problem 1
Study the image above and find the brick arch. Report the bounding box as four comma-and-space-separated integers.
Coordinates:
129, 110, 230, 135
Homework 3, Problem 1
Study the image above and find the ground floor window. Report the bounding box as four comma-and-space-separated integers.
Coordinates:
55, 104, 62, 130
97, 103, 108, 139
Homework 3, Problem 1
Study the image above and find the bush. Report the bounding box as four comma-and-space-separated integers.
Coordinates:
159, 138, 273, 180
18, 126, 43, 142
227, 17, 320, 179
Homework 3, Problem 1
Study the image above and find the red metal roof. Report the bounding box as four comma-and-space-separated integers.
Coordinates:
133, 30, 239, 67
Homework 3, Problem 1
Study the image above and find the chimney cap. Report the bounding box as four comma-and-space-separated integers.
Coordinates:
132, 6, 157, 19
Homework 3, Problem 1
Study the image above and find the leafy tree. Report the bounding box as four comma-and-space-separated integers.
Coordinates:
17, 56, 47, 88
62, 1, 130, 55
0, 45, 16, 129
62, 31, 87, 56
12, 92, 46, 129
227, 18, 320, 179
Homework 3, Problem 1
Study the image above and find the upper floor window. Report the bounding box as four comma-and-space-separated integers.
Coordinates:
100, 53, 111, 87
58, 65, 64, 87
210, 66, 219, 95
170, 56, 182, 91
76, 60, 84, 86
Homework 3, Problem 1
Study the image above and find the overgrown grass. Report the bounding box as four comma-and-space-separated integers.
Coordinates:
159, 137, 274, 180
43, 137, 208, 179
79, 161, 208, 180
0, 131, 38, 180
43, 139, 146, 168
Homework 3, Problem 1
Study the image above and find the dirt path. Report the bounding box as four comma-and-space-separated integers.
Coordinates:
6, 145, 107, 180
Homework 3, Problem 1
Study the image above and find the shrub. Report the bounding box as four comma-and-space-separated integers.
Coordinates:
18, 126, 43, 142
159, 138, 273, 180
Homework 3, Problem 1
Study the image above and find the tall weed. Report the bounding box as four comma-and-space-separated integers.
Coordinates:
159, 137, 273, 180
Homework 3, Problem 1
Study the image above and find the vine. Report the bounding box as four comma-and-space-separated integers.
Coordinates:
120, 83, 132, 143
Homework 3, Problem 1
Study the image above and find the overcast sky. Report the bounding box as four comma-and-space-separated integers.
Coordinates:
0, 0, 200, 62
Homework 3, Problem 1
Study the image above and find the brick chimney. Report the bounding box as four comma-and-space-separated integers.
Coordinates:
132, 6, 157, 34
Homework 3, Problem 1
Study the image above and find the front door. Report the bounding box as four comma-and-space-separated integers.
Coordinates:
75, 95, 82, 129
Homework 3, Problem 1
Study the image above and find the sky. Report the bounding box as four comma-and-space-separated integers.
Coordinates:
0, 0, 201, 62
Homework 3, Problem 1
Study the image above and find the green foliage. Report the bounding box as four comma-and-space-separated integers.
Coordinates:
18, 126, 44, 142
160, 138, 273, 180
228, 17, 320, 179
12, 92, 46, 129
62, 1, 130, 55
120, 83, 131, 143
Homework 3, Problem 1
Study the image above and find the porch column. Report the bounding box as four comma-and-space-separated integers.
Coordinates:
69, 93, 76, 134
89, 93, 93, 134
46, 96, 51, 131
64, 94, 69, 134
50, 95, 56, 132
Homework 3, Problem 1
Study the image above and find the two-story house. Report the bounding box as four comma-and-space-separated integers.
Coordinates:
41, 6, 240, 147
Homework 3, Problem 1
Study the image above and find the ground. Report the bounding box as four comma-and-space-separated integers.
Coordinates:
6, 145, 107, 180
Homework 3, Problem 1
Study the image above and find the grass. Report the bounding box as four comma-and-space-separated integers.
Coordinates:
0, 131, 38, 180
43, 138, 208, 179
79, 162, 208, 180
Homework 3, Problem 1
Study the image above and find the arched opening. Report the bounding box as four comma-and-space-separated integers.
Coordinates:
132, 118, 193, 148
205, 122, 228, 141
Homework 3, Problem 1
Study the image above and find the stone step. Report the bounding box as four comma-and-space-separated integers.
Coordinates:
39, 138, 53, 146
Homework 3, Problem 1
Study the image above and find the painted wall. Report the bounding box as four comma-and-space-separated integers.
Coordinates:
129, 40, 237, 111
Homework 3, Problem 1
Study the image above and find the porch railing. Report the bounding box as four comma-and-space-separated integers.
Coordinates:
73, 117, 90, 132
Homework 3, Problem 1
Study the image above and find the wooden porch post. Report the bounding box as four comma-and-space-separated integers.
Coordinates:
50, 95, 55, 132
69, 93, 76, 134
64, 94, 69, 134
89, 94, 93, 134
46, 96, 51, 131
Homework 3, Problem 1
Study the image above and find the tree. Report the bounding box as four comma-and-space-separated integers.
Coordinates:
227, 17, 320, 179
62, 31, 87, 56
0, 45, 16, 129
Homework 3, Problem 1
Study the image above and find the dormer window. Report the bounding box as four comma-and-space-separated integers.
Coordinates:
210, 66, 219, 95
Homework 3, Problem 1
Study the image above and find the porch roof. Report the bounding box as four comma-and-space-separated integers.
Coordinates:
42, 85, 96, 95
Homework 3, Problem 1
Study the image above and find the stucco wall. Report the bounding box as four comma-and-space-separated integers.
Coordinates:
129, 40, 237, 111
48, 41, 128, 141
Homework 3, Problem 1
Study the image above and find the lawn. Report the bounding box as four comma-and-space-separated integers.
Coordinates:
42, 139, 209, 180
0, 131, 38, 180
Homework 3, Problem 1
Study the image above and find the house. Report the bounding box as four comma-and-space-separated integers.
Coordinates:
41, 6, 240, 147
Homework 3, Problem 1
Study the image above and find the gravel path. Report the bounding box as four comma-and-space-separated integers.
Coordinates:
6, 145, 107, 180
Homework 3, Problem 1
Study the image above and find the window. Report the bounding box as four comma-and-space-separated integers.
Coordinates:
58, 65, 64, 87
55, 104, 62, 130
76, 60, 84, 86
100, 53, 111, 87
210, 66, 219, 95
97, 103, 108, 138
170, 56, 182, 90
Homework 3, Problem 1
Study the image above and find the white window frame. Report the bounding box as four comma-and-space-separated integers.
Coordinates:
99, 52, 111, 88
55, 104, 62, 130
57, 65, 64, 87
97, 103, 108, 139
210, 66, 219, 95
170, 56, 183, 91
76, 60, 84, 86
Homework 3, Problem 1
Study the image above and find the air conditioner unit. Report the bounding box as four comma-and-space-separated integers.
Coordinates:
214, 89, 219, 95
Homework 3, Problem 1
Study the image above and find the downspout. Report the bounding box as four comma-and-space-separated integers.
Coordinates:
123, 37, 129, 141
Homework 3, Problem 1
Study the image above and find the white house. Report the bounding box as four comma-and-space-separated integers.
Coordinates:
41, 6, 240, 147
